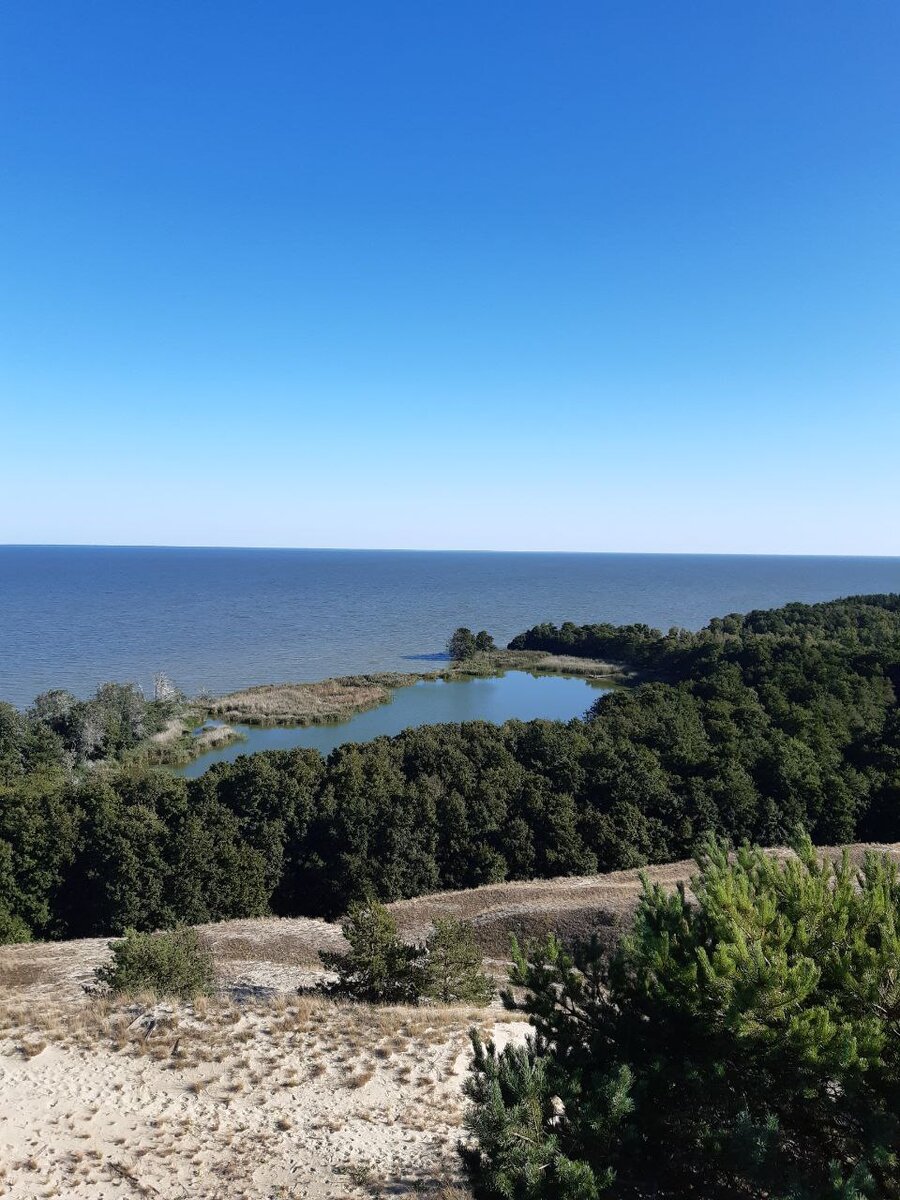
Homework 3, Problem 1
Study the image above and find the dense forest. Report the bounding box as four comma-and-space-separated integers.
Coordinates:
2, 593, 899, 942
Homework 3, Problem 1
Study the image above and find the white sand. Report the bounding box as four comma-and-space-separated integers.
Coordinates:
0, 993, 524, 1198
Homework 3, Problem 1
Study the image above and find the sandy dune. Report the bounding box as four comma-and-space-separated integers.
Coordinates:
0, 990, 514, 1198
2, 844, 898, 1198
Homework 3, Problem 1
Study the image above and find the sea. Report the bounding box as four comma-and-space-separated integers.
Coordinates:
1, 546, 899, 710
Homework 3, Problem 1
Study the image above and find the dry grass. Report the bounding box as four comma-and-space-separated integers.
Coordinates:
205, 928, 329, 967
149, 717, 185, 745
522, 652, 627, 678
0, 981, 498, 1198
388, 842, 900, 957
0, 959, 51, 988
194, 722, 243, 750
16, 1037, 47, 1058
386, 858, 695, 957
206, 674, 421, 726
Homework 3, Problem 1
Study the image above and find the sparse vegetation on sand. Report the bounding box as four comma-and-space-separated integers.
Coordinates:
0, 985, 499, 1198
0, 878, 534, 1199
3, 843, 898, 1198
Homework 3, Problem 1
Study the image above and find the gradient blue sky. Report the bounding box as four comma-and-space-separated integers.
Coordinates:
1, 2, 898, 553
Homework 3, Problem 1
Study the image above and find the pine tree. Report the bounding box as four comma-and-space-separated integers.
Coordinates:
462, 838, 900, 1199
320, 898, 424, 1004
94, 927, 214, 1000
423, 917, 494, 1005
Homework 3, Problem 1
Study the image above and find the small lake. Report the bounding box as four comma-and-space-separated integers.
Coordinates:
179, 670, 610, 778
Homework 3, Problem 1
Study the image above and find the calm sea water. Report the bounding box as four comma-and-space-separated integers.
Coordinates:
1, 547, 899, 709
180, 671, 610, 777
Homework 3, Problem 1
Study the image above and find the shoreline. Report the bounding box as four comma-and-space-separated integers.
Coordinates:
135, 650, 630, 770
205, 650, 628, 727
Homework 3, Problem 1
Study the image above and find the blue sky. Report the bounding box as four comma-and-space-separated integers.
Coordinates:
1, 1, 898, 553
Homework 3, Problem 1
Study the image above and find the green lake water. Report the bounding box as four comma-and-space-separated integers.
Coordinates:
179, 670, 611, 778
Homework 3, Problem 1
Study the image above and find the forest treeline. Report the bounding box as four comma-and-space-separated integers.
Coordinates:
2, 593, 899, 942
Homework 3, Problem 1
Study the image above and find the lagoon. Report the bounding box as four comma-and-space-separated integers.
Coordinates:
179, 670, 610, 777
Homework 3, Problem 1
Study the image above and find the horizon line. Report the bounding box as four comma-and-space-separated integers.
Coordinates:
2, 542, 899, 560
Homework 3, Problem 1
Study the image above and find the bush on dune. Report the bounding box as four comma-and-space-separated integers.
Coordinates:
94, 927, 215, 1000
321, 899, 494, 1006
424, 917, 494, 1005
320, 899, 424, 1004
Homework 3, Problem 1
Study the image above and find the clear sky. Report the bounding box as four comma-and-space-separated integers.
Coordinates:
1, 2, 898, 554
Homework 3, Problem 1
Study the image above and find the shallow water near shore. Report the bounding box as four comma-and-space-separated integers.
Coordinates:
179, 670, 610, 777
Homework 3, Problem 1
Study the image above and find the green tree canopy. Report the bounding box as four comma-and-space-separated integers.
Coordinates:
3, 593, 900, 941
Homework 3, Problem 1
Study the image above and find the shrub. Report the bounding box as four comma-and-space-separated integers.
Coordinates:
462, 838, 900, 1200
320, 898, 424, 1004
94, 927, 215, 1000
423, 917, 494, 1005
